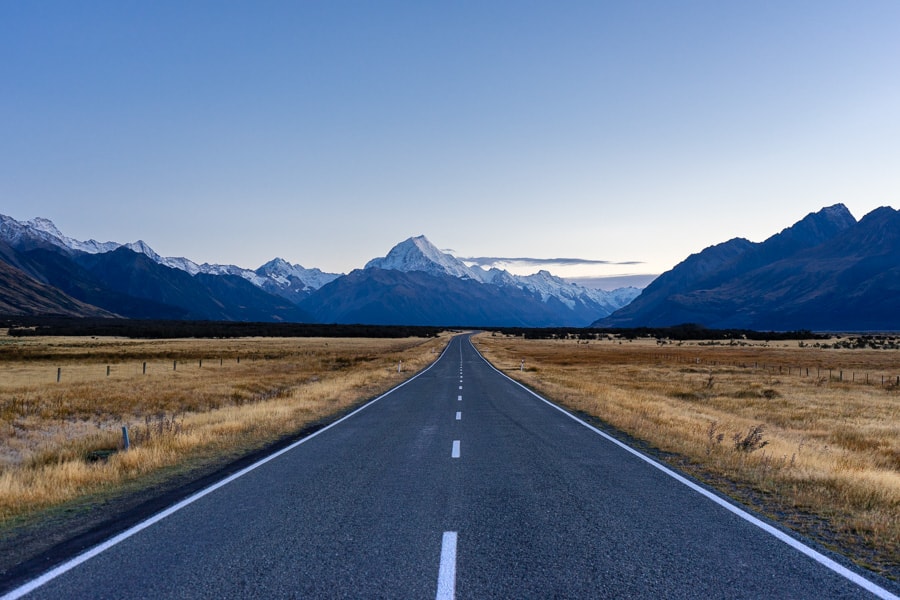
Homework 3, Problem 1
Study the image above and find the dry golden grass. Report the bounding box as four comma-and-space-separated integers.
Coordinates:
0, 334, 448, 524
475, 334, 900, 578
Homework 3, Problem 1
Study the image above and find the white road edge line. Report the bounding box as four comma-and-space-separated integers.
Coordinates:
470, 337, 900, 600
451, 440, 461, 458
1, 340, 454, 600
436, 531, 458, 600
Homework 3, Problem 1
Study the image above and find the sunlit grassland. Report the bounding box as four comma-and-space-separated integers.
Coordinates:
475, 333, 900, 578
0, 333, 448, 525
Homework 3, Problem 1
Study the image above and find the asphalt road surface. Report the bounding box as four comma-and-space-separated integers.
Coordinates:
4, 335, 897, 599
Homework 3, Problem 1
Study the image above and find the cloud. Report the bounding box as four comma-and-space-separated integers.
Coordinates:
566, 274, 658, 291
460, 256, 644, 268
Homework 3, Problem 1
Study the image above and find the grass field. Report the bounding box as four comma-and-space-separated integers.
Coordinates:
0, 332, 448, 526
475, 333, 900, 579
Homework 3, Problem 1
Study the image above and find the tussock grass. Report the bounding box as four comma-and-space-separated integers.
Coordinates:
0, 334, 448, 524
475, 334, 900, 577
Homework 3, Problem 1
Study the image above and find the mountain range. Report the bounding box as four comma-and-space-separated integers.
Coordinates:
0, 215, 639, 327
595, 204, 900, 331
4, 204, 897, 331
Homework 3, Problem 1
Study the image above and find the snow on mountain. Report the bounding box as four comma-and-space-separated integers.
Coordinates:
365, 235, 482, 280
0, 215, 120, 254
1, 215, 636, 319
365, 235, 639, 315
0, 214, 341, 294
118, 240, 271, 284
256, 258, 341, 291
511, 270, 640, 312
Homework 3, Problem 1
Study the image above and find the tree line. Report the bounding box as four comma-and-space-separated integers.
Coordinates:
2, 317, 443, 339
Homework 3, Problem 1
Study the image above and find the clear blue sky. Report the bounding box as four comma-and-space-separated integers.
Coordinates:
2, 2, 898, 287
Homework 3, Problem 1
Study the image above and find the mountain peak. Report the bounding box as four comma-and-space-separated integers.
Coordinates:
123, 240, 161, 260
365, 235, 479, 280
773, 204, 856, 247
26, 217, 65, 239
258, 257, 295, 272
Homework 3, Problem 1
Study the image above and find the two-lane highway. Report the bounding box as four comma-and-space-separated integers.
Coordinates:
4, 335, 897, 598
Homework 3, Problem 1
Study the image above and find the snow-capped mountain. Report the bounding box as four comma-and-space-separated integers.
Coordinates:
0, 214, 339, 298
0, 214, 637, 326
513, 269, 637, 314
255, 258, 341, 304
365, 235, 482, 280
363, 235, 639, 320
0, 215, 120, 254
257, 258, 340, 290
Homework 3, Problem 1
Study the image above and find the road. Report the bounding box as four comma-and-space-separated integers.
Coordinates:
4, 335, 897, 599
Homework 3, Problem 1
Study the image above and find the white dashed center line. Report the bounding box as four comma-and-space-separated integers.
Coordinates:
436, 531, 457, 600
456, 411, 461, 420
451, 440, 460, 458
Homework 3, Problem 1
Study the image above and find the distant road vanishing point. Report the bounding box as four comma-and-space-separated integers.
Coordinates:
4, 335, 897, 599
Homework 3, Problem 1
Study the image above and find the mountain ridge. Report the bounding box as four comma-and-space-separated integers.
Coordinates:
0, 215, 638, 326
595, 204, 900, 331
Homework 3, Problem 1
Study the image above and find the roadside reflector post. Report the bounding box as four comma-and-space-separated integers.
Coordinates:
143, 362, 147, 374
57, 367, 61, 383
107, 365, 110, 377
520, 359, 524, 371
398, 360, 403, 373
174, 360, 177, 371
122, 426, 130, 451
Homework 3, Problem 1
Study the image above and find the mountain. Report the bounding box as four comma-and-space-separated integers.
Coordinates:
0, 215, 120, 255
360, 235, 639, 325
595, 204, 900, 331
0, 240, 115, 317
71, 248, 312, 322
0, 214, 340, 300
255, 258, 341, 304
0, 216, 313, 321
0, 216, 635, 326
301, 268, 567, 327
365, 235, 480, 280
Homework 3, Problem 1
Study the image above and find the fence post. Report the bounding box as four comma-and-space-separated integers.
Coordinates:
107, 365, 110, 377
57, 367, 61, 383
143, 362, 147, 375
174, 360, 177, 371
122, 426, 130, 451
